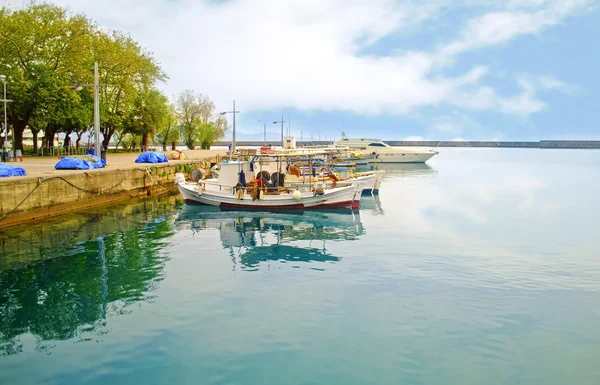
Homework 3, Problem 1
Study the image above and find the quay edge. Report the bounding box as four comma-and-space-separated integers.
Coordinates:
0, 160, 214, 230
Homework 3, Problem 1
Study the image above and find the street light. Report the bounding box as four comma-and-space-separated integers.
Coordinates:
273, 115, 286, 148
220, 100, 239, 157
70, 62, 105, 157
258, 119, 267, 146
0, 75, 7, 158
0, 75, 13, 160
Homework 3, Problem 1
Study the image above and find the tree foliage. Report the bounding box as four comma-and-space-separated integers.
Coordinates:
0, 1, 174, 152
175, 90, 229, 150
153, 103, 180, 150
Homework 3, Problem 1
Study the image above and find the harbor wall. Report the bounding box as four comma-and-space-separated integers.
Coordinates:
214, 140, 600, 148
0, 161, 205, 230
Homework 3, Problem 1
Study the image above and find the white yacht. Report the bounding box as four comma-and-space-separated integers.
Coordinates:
335, 133, 438, 163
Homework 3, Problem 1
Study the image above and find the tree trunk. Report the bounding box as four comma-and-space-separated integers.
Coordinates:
75, 131, 85, 148
47, 131, 56, 148
115, 137, 123, 152
45, 124, 58, 150
32, 130, 39, 152
142, 132, 149, 151
171, 141, 176, 150
63, 132, 72, 149
13, 120, 27, 151
102, 127, 115, 149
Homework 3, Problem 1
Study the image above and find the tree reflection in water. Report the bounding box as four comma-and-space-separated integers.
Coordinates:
0, 195, 180, 356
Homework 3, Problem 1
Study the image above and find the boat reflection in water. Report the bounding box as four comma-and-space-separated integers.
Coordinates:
175, 205, 365, 270
356, 162, 436, 178
358, 195, 384, 215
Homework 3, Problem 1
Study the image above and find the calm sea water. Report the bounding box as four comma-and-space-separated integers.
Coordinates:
1, 148, 600, 385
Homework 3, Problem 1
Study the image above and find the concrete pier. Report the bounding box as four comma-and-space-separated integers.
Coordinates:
0, 150, 226, 230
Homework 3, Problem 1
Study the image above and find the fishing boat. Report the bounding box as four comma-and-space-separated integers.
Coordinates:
335, 132, 438, 163
249, 153, 385, 196
284, 165, 384, 196
175, 160, 362, 210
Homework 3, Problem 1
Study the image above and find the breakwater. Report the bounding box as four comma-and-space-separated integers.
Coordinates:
214, 140, 600, 149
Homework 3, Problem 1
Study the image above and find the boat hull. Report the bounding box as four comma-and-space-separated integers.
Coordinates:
368, 151, 436, 163
178, 183, 361, 210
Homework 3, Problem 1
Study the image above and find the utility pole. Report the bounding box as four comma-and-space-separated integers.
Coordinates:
220, 100, 240, 157
70, 62, 106, 158
258, 120, 267, 146
94, 62, 100, 157
0, 74, 10, 158
273, 115, 286, 148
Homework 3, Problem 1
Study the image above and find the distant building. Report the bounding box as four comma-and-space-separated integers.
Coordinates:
22, 127, 40, 147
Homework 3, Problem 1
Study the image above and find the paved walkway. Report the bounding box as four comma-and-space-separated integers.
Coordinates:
0, 149, 227, 181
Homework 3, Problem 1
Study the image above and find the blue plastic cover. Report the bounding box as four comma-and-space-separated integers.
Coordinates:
135, 151, 169, 163
55, 155, 106, 170
0, 163, 27, 177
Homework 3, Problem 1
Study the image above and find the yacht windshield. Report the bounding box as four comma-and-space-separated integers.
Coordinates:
368, 142, 388, 147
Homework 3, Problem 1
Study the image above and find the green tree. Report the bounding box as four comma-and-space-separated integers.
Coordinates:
154, 103, 180, 151
175, 90, 228, 149
94, 30, 166, 148
126, 88, 169, 151
0, 2, 93, 151
198, 116, 228, 149
0, 2, 166, 152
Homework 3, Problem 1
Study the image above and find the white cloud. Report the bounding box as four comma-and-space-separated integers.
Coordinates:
537, 74, 579, 95
539, 75, 566, 89
439, 0, 592, 58
431, 110, 482, 135
7, 0, 590, 119
498, 79, 547, 115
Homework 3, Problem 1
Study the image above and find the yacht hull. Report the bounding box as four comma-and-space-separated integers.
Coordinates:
369, 151, 436, 163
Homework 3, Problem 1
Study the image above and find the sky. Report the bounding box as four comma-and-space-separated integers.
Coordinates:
3, 0, 600, 141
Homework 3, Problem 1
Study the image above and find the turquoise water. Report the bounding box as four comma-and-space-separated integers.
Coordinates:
1, 148, 600, 385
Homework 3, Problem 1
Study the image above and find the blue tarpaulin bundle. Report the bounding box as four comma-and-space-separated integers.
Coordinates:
55, 155, 106, 170
135, 151, 168, 163
0, 163, 27, 177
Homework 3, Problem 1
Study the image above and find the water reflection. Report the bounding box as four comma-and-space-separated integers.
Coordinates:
359, 195, 384, 215
0, 196, 178, 356
356, 162, 436, 178
175, 206, 365, 270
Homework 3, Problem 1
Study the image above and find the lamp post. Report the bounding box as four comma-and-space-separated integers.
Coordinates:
220, 101, 239, 160
273, 115, 286, 148
70, 62, 105, 157
258, 119, 267, 146
0, 74, 13, 159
